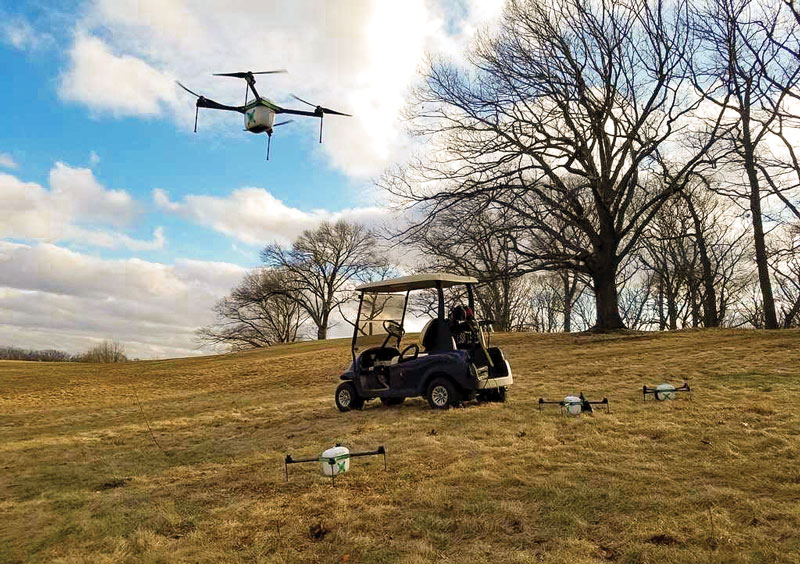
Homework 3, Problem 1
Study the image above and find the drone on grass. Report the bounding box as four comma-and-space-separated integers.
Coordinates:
177, 70, 351, 159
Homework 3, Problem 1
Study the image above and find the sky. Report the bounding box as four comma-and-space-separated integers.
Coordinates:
0, 0, 505, 358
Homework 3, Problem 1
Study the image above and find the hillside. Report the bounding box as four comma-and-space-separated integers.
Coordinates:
1, 330, 799, 564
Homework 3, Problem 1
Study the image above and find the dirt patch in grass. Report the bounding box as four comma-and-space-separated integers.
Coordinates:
96, 477, 130, 490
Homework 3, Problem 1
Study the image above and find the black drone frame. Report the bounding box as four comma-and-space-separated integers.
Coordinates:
284, 445, 387, 487
642, 382, 692, 401
538, 393, 610, 415
177, 70, 351, 160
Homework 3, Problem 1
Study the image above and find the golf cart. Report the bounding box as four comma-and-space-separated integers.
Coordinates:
334, 273, 513, 411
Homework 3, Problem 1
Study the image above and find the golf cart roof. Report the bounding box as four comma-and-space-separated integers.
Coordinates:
356, 273, 479, 293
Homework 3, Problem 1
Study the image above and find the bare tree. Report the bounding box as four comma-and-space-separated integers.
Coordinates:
638, 184, 753, 329
197, 268, 309, 350
385, 0, 724, 331
81, 341, 128, 363
401, 205, 529, 330
261, 220, 387, 339
770, 224, 800, 327
692, 0, 800, 328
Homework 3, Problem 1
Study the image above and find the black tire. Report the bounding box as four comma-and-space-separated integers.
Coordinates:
426, 377, 460, 410
335, 382, 364, 412
380, 397, 405, 407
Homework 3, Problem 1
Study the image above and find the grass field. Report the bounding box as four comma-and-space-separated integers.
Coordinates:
1, 330, 799, 564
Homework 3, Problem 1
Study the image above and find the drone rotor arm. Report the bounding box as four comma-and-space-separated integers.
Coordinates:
196, 98, 246, 113
275, 107, 321, 118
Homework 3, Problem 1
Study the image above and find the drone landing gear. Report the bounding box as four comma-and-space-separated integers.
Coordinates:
266, 133, 271, 161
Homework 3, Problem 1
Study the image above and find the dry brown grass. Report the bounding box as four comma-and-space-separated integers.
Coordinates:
1, 330, 799, 563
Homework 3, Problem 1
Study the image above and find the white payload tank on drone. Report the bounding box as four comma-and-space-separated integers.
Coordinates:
244, 106, 275, 134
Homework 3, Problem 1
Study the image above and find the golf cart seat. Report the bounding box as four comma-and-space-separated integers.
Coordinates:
359, 347, 400, 370
419, 319, 456, 353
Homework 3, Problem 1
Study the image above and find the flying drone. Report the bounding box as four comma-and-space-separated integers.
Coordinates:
177, 70, 351, 159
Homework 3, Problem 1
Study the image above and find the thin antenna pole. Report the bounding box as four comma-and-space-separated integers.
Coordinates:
194, 106, 199, 133
319, 116, 323, 143
266, 134, 271, 160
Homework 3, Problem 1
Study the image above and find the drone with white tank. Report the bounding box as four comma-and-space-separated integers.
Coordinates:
177, 70, 351, 159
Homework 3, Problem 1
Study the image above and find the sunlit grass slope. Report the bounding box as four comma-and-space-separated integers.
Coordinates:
1, 330, 799, 563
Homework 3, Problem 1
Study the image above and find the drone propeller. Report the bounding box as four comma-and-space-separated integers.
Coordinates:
176, 81, 202, 98
177, 82, 203, 132
290, 94, 351, 143
290, 94, 352, 116
291, 94, 316, 107
213, 70, 288, 78
274, 120, 293, 127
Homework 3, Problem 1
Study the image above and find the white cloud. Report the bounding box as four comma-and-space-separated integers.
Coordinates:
0, 152, 17, 169
89, 150, 101, 167
59, 0, 506, 177
154, 187, 388, 245
0, 163, 163, 250
0, 241, 246, 358
60, 34, 178, 117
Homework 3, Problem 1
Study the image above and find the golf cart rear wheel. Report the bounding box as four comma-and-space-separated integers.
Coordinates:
380, 397, 405, 407
426, 378, 460, 410
335, 382, 364, 412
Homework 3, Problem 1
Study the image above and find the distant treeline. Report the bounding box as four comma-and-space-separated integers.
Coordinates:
0, 341, 129, 363
0, 347, 76, 362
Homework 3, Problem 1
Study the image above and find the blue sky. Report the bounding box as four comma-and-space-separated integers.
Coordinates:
0, 5, 368, 266
0, 0, 504, 357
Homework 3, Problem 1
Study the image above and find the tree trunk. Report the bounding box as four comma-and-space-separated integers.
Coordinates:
689, 284, 701, 328
749, 189, 778, 329
562, 271, 573, 333
742, 120, 779, 329
682, 194, 719, 327
591, 267, 625, 331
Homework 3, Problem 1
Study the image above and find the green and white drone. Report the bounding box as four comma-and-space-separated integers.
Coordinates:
642, 382, 692, 401
177, 70, 351, 159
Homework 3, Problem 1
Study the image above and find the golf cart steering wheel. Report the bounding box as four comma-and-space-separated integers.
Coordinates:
383, 320, 405, 339
399, 344, 419, 362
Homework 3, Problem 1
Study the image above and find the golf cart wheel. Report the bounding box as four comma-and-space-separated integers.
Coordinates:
426, 378, 460, 410
335, 382, 364, 412
380, 397, 405, 407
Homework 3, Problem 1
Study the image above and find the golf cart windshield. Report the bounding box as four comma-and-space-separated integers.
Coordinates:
353, 292, 407, 351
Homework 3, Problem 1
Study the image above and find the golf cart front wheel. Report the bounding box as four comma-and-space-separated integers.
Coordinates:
426, 378, 460, 410
335, 382, 364, 412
